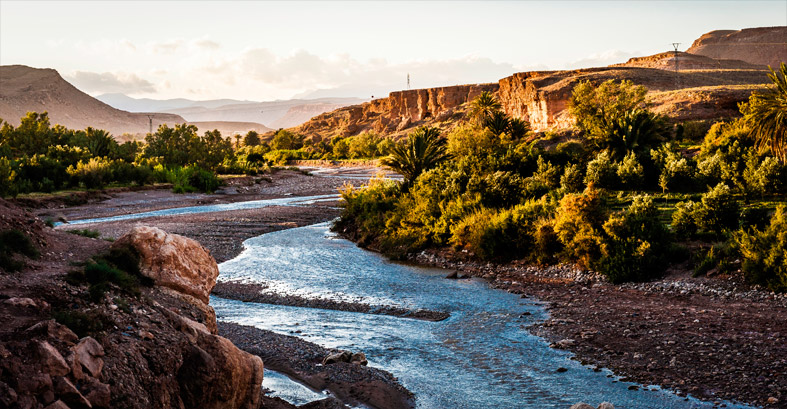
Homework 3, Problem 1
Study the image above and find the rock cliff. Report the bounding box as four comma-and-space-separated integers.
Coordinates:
686, 27, 787, 68
286, 83, 498, 140
497, 66, 770, 131
284, 28, 777, 139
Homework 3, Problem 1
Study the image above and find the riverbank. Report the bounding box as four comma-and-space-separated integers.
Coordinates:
406, 248, 787, 408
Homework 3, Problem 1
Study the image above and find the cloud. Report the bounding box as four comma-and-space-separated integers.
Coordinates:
153, 40, 184, 54
201, 48, 518, 99
66, 71, 157, 95
564, 49, 641, 69
194, 39, 220, 50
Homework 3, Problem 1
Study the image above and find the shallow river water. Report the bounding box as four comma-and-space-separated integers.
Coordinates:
212, 222, 749, 409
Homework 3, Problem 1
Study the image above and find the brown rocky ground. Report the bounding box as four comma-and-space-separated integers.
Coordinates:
408, 248, 787, 408
3, 168, 414, 409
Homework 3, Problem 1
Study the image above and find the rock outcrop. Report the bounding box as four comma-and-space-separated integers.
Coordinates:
285, 83, 498, 141
283, 28, 777, 140
0, 216, 263, 409
112, 226, 219, 304
686, 27, 787, 68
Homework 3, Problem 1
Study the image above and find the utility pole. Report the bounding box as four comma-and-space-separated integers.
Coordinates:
146, 114, 154, 134
672, 43, 681, 89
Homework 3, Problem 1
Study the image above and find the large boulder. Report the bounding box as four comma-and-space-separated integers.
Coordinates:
112, 226, 219, 304
176, 317, 264, 409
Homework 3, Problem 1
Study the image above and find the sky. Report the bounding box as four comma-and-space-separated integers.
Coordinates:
1, 1, 785, 101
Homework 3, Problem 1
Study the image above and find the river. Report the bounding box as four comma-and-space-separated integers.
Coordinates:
61, 190, 749, 409
212, 222, 748, 409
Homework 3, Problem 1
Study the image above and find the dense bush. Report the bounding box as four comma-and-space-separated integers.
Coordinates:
735, 206, 787, 292
553, 188, 607, 268
599, 195, 672, 282
585, 151, 618, 189
695, 183, 740, 235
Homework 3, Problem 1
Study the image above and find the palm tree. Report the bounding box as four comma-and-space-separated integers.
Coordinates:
84, 127, 114, 157
380, 127, 451, 188
744, 63, 787, 162
484, 111, 511, 136
468, 91, 501, 124
607, 109, 667, 159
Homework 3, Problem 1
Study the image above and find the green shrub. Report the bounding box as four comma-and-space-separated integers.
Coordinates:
599, 195, 672, 283
652, 144, 696, 192
585, 151, 617, 189
695, 183, 740, 235
735, 206, 787, 292
0, 157, 16, 197
554, 188, 607, 268
671, 201, 699, 238
52, 309, 110, 338
450, 199, 552, 260
743, 155, 784, 196
66, 229, 100, 239
560, 163, 584, 193
0, 229, 39, 272
617, 152, 644, 189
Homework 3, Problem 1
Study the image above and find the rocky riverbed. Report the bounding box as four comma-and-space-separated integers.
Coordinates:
409, 248, 787, 408
213, 281, 450, 321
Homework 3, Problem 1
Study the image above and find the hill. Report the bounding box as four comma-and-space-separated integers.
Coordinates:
0, 65, 272, 139
0, 65, 184, 139
686, 26, 787, 68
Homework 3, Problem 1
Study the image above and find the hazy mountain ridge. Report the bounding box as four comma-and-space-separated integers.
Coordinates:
97, 94, 366, 129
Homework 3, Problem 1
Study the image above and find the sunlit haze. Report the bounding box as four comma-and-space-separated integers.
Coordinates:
1, 0, 784, 100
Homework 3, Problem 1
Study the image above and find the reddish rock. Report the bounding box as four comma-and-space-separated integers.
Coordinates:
54, 377, 92, 408
73, 337, 104, 378
26, 320, 79, 344
82, 378, 111, 408
112, 226, 219, 304
177, 330, 264, 409
37, 341, 70, 377
44, 401, 71, 409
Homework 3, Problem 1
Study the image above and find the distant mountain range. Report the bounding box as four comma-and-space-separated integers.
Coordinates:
0, 65, 271, 139
96, 94, 366, 129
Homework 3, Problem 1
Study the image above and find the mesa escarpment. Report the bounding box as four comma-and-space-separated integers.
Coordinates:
284, 83, 498, 140
283, 28, 777, 139
686, 26, 787, 68
497, 66, 770, 131
0, 208, 263, 409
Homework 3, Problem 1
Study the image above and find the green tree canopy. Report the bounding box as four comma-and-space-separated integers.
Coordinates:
743, 63, 787, 162
380, 127, 451, 187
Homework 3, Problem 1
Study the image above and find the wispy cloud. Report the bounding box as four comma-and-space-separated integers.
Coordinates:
65, 71, 156, 95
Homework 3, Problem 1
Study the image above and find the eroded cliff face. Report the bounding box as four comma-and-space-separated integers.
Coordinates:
497, 66, 771, 131
285, 28, 777, 140
289, 83, 498, 140
686, 27, 787, 68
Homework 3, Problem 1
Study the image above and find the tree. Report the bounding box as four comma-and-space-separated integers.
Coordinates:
743, 63, 787, 162
270, 129, 303, 150
83, 127, 115, 157
569, 79, 650, 153
380, 127, 451, 187
468, 91, 502, 125
243, 130, 261, 147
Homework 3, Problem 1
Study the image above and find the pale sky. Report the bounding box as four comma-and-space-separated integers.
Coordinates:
1, 1, 785, 100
